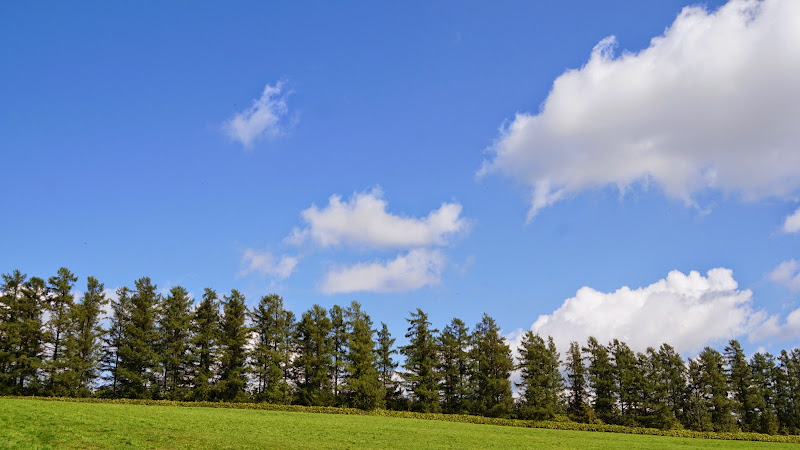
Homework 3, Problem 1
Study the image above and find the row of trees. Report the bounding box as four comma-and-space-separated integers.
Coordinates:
1, 268, 800, 435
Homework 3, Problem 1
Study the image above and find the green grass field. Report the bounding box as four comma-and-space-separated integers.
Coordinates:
0, 398, 795, 449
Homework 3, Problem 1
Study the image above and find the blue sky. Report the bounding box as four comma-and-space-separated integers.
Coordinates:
2, 0, 799, 357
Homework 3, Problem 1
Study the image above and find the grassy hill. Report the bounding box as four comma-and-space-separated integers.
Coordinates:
1, 398, 797, 449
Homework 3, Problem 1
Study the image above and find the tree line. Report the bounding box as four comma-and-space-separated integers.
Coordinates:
1, 268, 799, 435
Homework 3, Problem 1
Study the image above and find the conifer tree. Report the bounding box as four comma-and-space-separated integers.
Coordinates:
684, 357, 713, 431
217, 289, 249, 402
343, 301, 383, 410
100, 287, 131, 397
14, 276, 46, 395
565, 341, 589, 422
725, 339, 757, 431
376, 322, 401, 408
696, 347, 737, 432
584, 337, 616, 424
294, 304, 334, 406
158, 286, 193, 400
775, 350, 800, 434
45, 267, 78, 395
64, 276, 107, 397
250, 294, 294, 403
637, 347, 675, 429
655, 343, 687, 424
117, 277, 160, 399
469, 313, 513, 418
610, 339, 639, 425
190, 288, 220, 401
750, 352, 779, 435
329, 304, 347, 405
516, 332, 563, 420
400, 308, 440, 413
0, 270, 26, 393
1, 271, 45, 395
438, 318, 472, 414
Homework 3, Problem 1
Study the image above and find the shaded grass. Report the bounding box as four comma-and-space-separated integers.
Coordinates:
0, 398, 797, 449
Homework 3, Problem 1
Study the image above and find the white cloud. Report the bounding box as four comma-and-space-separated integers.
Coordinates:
320, 249, 444, 294
526, 268, 769, 355
223, 81, 293, 148
784, 207, 800, 233
749, 307, 800, 341
480, 0, 800, 220
289, 188, 467, 249
240, 249, 299, 280
768, 259, 800, 291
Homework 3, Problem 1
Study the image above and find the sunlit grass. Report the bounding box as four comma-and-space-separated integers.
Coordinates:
0, 398, 792, 449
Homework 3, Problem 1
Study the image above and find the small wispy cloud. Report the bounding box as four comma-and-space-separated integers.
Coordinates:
784, 207, 800, 233
240, 249, 299, 280
223, 81, 293, 148
769, 259, 800, 291
287, 188, 468, 249
319, 249, 444, 294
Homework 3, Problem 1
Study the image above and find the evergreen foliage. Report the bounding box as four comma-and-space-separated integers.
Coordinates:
157, 286, 193, 400
343, 301, 384, 410
99, 287, 131, 397
696, 347, 737, 432
516, 332, 562, 420
45, 267, 78, 395
565, 341, 589, 422
438, 318, 472, 414
116, 277, 160, 399
64, 277, 107, 397
216, 290, 249, 402
189, 288, 220, 402
400, 309, 440, 413
1, 271, 45, 395
250, 294, 294, 404
376, 322, 402, 409
469, 314, 513, 418
725, 339, 757, 432
329, 304, 347, 405
294, 304, 334, 406
3, 266, 800, 433
584, 336, 615, 423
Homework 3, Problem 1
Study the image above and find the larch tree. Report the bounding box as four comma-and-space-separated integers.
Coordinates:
329, 304, 348, 405
1, 271, 45, 395
565, 341, 589, 422
438, 318, 472, 415
750, 352, 779, 435
294, 304, 334, 406
64, 276, 107, 397
190, 288, 220, 401
775, 350, 800, 434
376, 322, 401, 409
250, 294, 294, 403
697, 347, 737, 432
45, 267, 78, 395
14, 276, 47, 395
516, 332, 563, 420
584, 337, 616, 424
158, 285, 193, 400
117, 277, 160, 399
725, 339, 757, 431
343, 301, 383, 410
100, 287, 131, 397
655, 343, 687, 425
469, 313, 513, 418
216, 289, 250, 402
610, 339, 639, 425
400, 308, 441, 413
